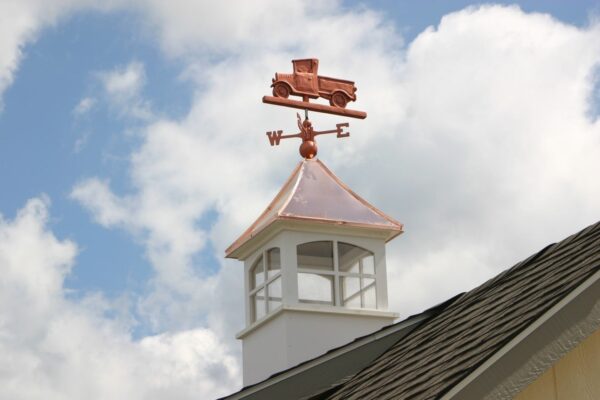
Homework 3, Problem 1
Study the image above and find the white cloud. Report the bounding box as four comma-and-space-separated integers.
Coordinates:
73, 130, 91, 153
130, 0, 339, 57
97, 61, 152, 120
73, 96, 96, 116
0, 1, 49, 110
71, 178, 131, 227
0, 0, 111, 109
99, 61, 145, 97
358, 5, 600, 314
0, 197, 239, 399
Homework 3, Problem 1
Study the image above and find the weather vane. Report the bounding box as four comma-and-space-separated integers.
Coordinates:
262, 58, 367, 159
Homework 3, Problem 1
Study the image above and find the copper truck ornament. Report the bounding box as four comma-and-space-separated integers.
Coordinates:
263, 58, 366, 159
263, 59, 367, 119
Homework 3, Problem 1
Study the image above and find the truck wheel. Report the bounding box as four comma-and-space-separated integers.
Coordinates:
273, 83, 290, 98
330, 92, 349, 108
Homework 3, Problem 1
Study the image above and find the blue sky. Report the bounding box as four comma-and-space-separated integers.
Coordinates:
1, 1, 599, 398
0, 11, 193, 299
2, 0, 597, 308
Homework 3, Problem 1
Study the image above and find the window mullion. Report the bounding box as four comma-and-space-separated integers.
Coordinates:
360, 275, 365, 307
358, 258, 363, 307
249, 285, 263, 296
333, 240, 340, 307
263, 251, 268, 314
297, 268, 335, 275
264, 272, 281, 286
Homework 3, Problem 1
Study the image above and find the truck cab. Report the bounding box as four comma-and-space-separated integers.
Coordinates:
291, 59, 319, 97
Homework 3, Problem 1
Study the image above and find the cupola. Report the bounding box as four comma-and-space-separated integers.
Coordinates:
226, 158, 403, 386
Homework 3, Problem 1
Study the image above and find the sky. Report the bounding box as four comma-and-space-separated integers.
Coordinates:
0, 1, 599, 398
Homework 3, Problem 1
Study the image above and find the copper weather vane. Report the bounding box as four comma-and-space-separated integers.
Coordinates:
262, 58, 367, 159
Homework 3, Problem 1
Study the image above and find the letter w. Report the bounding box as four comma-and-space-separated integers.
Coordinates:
266, 130, 284, 146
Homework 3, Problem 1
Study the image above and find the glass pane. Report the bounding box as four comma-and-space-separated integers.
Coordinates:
267, 248, 281, 279
338, 242, 373, 274
342, 261, 359, 273
363, 282, 377, 309
251, 255, 264, 289
252, 288, 266, 321
344, 293, 361, 308
338, 242, 360, 273
341, 276, 360, 300
362, 277, 375, 290
267, 276, 282, 312
298, 273, 333, 304
268, 298, 281, 311
361, 255, 375, 275
297, 241, 333, 271
340, 276, 361, 308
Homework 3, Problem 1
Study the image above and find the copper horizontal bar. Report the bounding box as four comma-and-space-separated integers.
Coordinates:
262, 96, 367, 119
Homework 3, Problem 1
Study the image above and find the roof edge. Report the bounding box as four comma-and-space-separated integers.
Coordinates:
225, 161, 303, 258
221, 313, 428, 400
314, 159, 404, 231
221, 294, 462, 400
441, 268, 600, 400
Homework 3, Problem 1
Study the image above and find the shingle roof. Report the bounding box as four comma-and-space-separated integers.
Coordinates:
324, 220, 600, 400
220, 296, 460, 400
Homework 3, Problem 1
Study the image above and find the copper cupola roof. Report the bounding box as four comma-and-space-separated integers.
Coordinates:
225, 158, 403, 259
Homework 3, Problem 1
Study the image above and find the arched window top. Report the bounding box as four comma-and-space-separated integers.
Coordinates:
297, 240, 377, 310
249, 247, 282, 322
297, 241, 333, 271
250, 255, 264, 289
338, 242, 375, 275
337, 242, 376, 309
266, 248, 281, 278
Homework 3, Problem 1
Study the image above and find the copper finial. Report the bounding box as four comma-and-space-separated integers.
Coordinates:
266, 113, 349, 159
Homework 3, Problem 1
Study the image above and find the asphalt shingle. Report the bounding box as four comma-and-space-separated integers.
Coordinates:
325, 221, 600, 400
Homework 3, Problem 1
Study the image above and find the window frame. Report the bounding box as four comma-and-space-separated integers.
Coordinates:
297, 240, 377, 309
249, 248, 282, 322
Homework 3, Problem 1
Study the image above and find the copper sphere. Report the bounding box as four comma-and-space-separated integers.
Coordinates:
299, 140, 317, 159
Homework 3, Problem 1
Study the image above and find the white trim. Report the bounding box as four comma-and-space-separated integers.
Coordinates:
441, 268, 600, 400
228, 219, 394, 260
333, 240, 341, 306
236, 303, 398, 339
249, 272, 281, 296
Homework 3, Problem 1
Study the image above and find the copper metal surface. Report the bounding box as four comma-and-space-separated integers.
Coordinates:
225, 159, 403, 257
266, 113, 350, 159
262, 96, 367, 119
263, 58, 367, 119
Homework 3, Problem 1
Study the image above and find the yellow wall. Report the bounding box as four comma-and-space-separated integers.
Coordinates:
514, 328, 600, 400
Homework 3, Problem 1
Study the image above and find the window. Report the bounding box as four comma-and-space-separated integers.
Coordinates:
338, 242, 377, 309
297, 241, 334, 305
249, 248, 282, 322
297, 241, 377, 309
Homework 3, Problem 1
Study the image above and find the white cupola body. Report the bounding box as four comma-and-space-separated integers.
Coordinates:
226, 159, 403, 386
